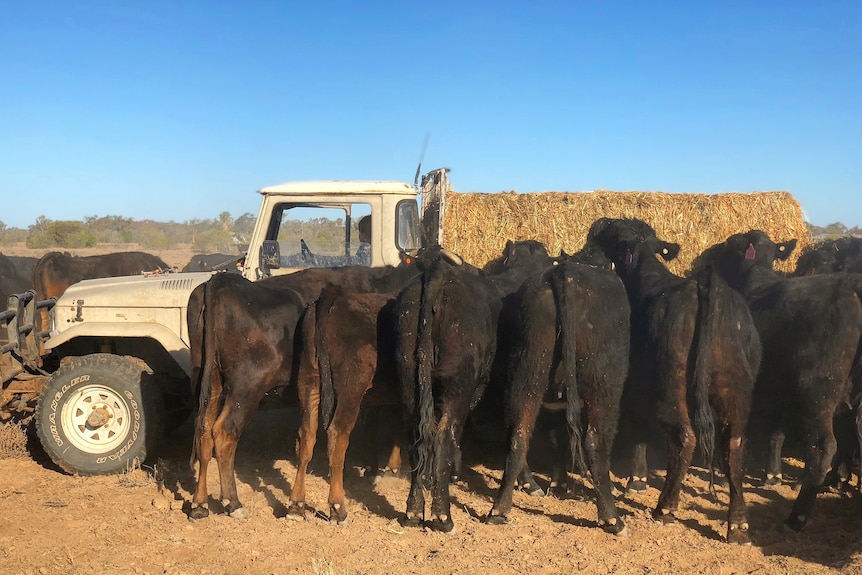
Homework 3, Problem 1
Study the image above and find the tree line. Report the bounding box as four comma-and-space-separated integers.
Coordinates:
0, 212, 258, 253
0, 214, 859, 253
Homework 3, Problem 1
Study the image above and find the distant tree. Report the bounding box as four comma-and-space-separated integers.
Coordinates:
232, 212, 256, 245
219, 211, 232, 230
137, 224, 172, 250
26, 221, 96, 248
29, 216, 52, 236
193, 229, 233, 253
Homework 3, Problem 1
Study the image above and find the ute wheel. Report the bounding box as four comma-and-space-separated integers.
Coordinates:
35, 354, 165, 475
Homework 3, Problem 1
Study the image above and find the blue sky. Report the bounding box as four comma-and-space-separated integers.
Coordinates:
1, 1, 859, 230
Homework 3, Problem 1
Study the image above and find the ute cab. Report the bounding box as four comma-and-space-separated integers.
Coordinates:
248, 180, 422, 280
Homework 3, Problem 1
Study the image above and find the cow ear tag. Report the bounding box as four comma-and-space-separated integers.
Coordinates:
745, 244, 756, 261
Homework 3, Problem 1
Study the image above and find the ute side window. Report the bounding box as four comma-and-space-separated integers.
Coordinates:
396, 200, 421, 252
268, 203, 372, 269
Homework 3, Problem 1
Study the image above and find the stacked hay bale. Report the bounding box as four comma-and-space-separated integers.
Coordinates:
441, 190, 810, 276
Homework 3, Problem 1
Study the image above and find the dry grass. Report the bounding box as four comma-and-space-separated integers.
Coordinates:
116, 459, 160, 488
0, 419, 30, 459
443, 190, 810, 275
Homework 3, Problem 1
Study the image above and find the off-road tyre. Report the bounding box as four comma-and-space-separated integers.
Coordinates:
35, 353, 165, 475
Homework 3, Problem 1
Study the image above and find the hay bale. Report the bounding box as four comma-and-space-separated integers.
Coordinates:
441, 190, 810, 276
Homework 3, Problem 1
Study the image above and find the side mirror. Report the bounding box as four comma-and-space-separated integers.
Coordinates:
261, 240, 281, 269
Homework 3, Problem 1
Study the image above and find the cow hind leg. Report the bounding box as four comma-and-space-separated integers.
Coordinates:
784, 421, 838, 532
626, 442, 650, 494
190, 428, 214, 520
190, 384, 223, 519
584, 421, 628, 537
764, 429, 786, 487
488, 397, 542, 524
428, 404, 468, 534
213, 403, 255, 519
402, 431, 426, 528
287, 384, 320, 520
653, 423, 697, 524
722, 422, 751, 545
326, 398, 364, 525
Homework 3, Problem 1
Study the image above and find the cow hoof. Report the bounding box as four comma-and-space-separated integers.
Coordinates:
229, 506, 249, 520
285, 502, 307, 520
485, 513, 509, 525
600, 518, 629, 538
189, 505, 209, 520
781, 515, 807, 534
652, 509, 677, 525
400, 515, 422, 529
523, 484, 545, 497
626, 478, 648, 494
763, 476, 782, 488
330, 504, 348, 525
727, 523, 751, 546
428, 516, 455, 533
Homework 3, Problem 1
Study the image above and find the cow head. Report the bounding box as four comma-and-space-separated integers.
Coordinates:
793, 240, 840, 276
585, 217, 679, 277
483, 239, 552, 274
697, 230, 797, 291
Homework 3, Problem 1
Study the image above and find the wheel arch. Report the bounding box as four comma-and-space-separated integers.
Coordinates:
47, 323, 192, 377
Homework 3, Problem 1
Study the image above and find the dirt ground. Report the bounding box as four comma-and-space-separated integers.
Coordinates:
2, 245, 862, 574
2, 408, 862, 575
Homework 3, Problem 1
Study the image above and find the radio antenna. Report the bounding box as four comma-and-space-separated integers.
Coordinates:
413, 132, 431, 189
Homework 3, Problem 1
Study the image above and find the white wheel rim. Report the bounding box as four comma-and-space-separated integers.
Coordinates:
60, 384, 132, 454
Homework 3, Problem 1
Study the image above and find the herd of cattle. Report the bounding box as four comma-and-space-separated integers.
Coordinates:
182, 220, 862, 546
2, 225, 861, 546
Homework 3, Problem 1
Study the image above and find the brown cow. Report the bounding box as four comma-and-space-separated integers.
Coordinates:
188, 261, 419, 520
288, 284, 403, 524
32, 251, 170, 301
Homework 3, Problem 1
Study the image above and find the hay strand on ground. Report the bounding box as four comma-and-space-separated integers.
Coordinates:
442, 190, 809, 275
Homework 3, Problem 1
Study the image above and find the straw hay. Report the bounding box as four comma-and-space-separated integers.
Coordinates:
442, 190, 810, 276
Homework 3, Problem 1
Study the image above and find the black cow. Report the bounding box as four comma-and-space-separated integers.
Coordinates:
288, 285, 403, 523
395, 246, 502, 533
188, 261, 419, 520
794, 237, 862, 276
182, 253, 243, 272
0, 253, 25, 306
696, 229, 862, 532
585, 218, 762, 544
0, 254, 37, 300
486, 254, 631, 536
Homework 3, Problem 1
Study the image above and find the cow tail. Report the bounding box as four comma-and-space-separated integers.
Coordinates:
317, 289, 337, 430
416, 261, 442, 483
693, 267, 718, 494
549, 265, 586, 475
851, 281, 862, 491
190, 277, 218, 472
